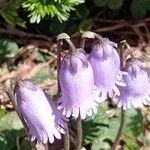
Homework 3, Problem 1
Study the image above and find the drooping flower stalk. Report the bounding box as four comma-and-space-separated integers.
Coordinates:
57, 33, 71, 150
4, 79, 37, 150
111, 40, 127, 150
15, 80, 67, 144
58, 35, 98, 119
75, 114, 83, 150
57, 33, 100, 150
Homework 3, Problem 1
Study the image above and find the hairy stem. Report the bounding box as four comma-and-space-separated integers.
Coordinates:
57, 39, 70, 150
75, 115, 82, 150
80, 38, 86, 49
64, 127, 70, 150
111, 107, 125, 150
4, 80, 37, 150
111, 41, 126, 150
57, 40, 62, 94
44, 143, 49, 150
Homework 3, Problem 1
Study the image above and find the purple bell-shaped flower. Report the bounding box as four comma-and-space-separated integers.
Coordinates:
117, 59, 150, 109
58, 47, 99, 119
15, 80, 67, 144
88, 38, 126, 101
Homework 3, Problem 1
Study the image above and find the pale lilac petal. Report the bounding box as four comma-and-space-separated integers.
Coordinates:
58, 50, 99, 119
116, 59, 150, 109
113, 85, 120, 96
16, 80, 67, 144
88, 38, 125, 100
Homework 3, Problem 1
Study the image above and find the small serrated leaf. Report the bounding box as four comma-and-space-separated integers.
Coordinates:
124, 108, 144, 137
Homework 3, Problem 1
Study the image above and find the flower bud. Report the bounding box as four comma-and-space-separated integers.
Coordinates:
58, 49, 99, 119
117, 59, 150, 109
88, 38, 126, 101
15, 80, 67, 144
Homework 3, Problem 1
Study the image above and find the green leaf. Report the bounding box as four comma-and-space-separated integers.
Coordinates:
79, 18, 93, 33
0, 112, 25, 150
131, 0, 147, 18
94, 0, 107, 7
36, 53, 50, 62
0, 132, 7, 150
123, 109, 143, 150
76, 4, 89, 18
91, 140, 110, 150
0, 109, 7, 119
0, 4, 26, 27
0, 38, 19, 59
124, 108, 144, 137
83, 102, 109, 145
22, 0, 85, 23
83, 102, 121, 150
32, 66, 56, 84
0, 112, 23, 131
143, 0, 150, 11
107, 0, 123, 10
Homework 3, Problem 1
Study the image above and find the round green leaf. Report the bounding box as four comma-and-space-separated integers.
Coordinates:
76, 4, 89, 18
0, 39, 19, 59
144, 0, 150, 11
79, 18, 93, 33
94, 0, 107, 7
107, 0, 123, 10
0, 112, 23, 131
131, 0, 147, 18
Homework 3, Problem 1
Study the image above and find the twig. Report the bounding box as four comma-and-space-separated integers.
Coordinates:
143, 24, 150, 42
0, 26, 52, 48
94, 22, 128, 33
0, 64, 31, 83
131, 25, 145, 44
0, 58, 55, 83
0, 27, 52, 42
23, 59, 55, 79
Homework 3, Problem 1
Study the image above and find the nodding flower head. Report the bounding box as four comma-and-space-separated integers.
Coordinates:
15, 80, 67, 144
58, 49, 99, 119
88, 38, 126, 101
117, 59, 150, 109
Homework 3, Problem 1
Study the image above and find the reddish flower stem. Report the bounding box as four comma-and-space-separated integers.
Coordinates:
57, 39, 70, 150
111, 41, 127, 150
4, 81, 37, 150
75, 114, 83, 150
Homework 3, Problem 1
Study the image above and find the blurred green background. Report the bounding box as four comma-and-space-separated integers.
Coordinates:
0, 0, 150, 149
